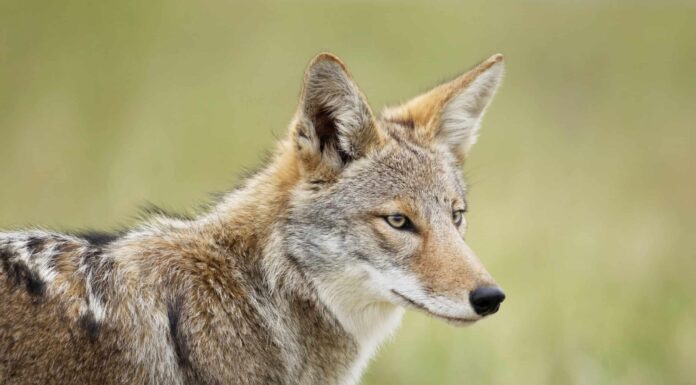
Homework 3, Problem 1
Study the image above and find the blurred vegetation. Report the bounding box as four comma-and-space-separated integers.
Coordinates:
1, 0, 695, 384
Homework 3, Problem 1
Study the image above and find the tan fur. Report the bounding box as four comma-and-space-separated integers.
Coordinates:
1, 53, 505, 385
412, 232, 491, 296
383, 53, 502, 135
383, 53, 504, 161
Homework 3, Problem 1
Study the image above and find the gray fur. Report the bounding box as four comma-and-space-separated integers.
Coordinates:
0, 53, 504, 385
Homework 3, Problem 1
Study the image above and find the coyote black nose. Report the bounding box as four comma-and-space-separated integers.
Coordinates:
469, 286, 506, 316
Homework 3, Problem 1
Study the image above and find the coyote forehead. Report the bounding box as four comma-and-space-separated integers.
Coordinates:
1, 53, 505, 385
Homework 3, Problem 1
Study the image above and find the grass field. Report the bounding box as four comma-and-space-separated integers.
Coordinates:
1, 1, 695, 384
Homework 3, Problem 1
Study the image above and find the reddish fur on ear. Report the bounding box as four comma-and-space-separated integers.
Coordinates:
382, 54, 504, 160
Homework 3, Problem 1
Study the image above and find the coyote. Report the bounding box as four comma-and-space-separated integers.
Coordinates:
0, 53, 506, 385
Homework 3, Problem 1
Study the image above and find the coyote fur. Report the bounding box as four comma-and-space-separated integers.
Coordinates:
0, 53, 506, 385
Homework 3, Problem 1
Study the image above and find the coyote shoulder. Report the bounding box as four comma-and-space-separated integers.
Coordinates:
0, 53, 506, 385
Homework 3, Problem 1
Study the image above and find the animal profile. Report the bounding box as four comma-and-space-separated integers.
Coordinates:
0, 52, 506, 385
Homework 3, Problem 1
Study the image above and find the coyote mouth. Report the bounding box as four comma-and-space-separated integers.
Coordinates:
390, 289, 478, 324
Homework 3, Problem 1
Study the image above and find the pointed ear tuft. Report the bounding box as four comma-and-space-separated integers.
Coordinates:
382, 54, 505, 160
439, 54, 504, 155
292, 53, 380, 173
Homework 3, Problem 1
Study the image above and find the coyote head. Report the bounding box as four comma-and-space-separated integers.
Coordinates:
284, 53, 505, 326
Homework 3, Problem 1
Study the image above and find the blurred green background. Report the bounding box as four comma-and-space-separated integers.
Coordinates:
1, 0, 695, 384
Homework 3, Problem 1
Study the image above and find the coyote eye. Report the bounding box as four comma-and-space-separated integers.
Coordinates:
452, 210, 465, 227
385, 214, 411, 230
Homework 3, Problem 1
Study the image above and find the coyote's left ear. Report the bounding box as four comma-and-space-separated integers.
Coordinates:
383, 54, 504, 160
291, 53, 381, 174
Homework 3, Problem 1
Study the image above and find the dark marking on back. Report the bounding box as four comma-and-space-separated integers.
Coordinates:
24, 268, 45, 296
76, 231, 120, 247
26, 236, 46, 255
0, 251, 46, 297
0, 247, 11, 262
168, 296, 190, 367
79, 312, 101, 342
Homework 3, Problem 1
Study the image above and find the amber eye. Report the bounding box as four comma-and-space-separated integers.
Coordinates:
385, 214, 410, 230
452, 210, 465, 227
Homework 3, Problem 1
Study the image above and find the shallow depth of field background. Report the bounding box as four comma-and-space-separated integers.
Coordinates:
1, 1, 695, 384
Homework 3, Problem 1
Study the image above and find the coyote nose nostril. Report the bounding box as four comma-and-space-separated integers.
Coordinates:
470, 286, 506, 316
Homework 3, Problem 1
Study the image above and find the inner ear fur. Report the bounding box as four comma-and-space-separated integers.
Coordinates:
382, 54, 505, 160
291, 53, 382, 174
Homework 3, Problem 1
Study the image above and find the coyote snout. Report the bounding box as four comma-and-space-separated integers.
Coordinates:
385, 218, 504, 324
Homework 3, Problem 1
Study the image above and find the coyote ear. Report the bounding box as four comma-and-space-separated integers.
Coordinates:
292, 53, 381, 172
382, 54, 504, 160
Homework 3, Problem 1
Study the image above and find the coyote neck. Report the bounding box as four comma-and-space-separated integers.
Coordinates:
193, 143, 402, 384
201, 141, 300, 239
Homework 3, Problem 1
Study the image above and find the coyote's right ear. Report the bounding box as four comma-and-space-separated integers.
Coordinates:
291, 53, 381, 174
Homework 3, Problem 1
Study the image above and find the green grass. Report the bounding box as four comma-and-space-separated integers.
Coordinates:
1, 1, 695, 384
